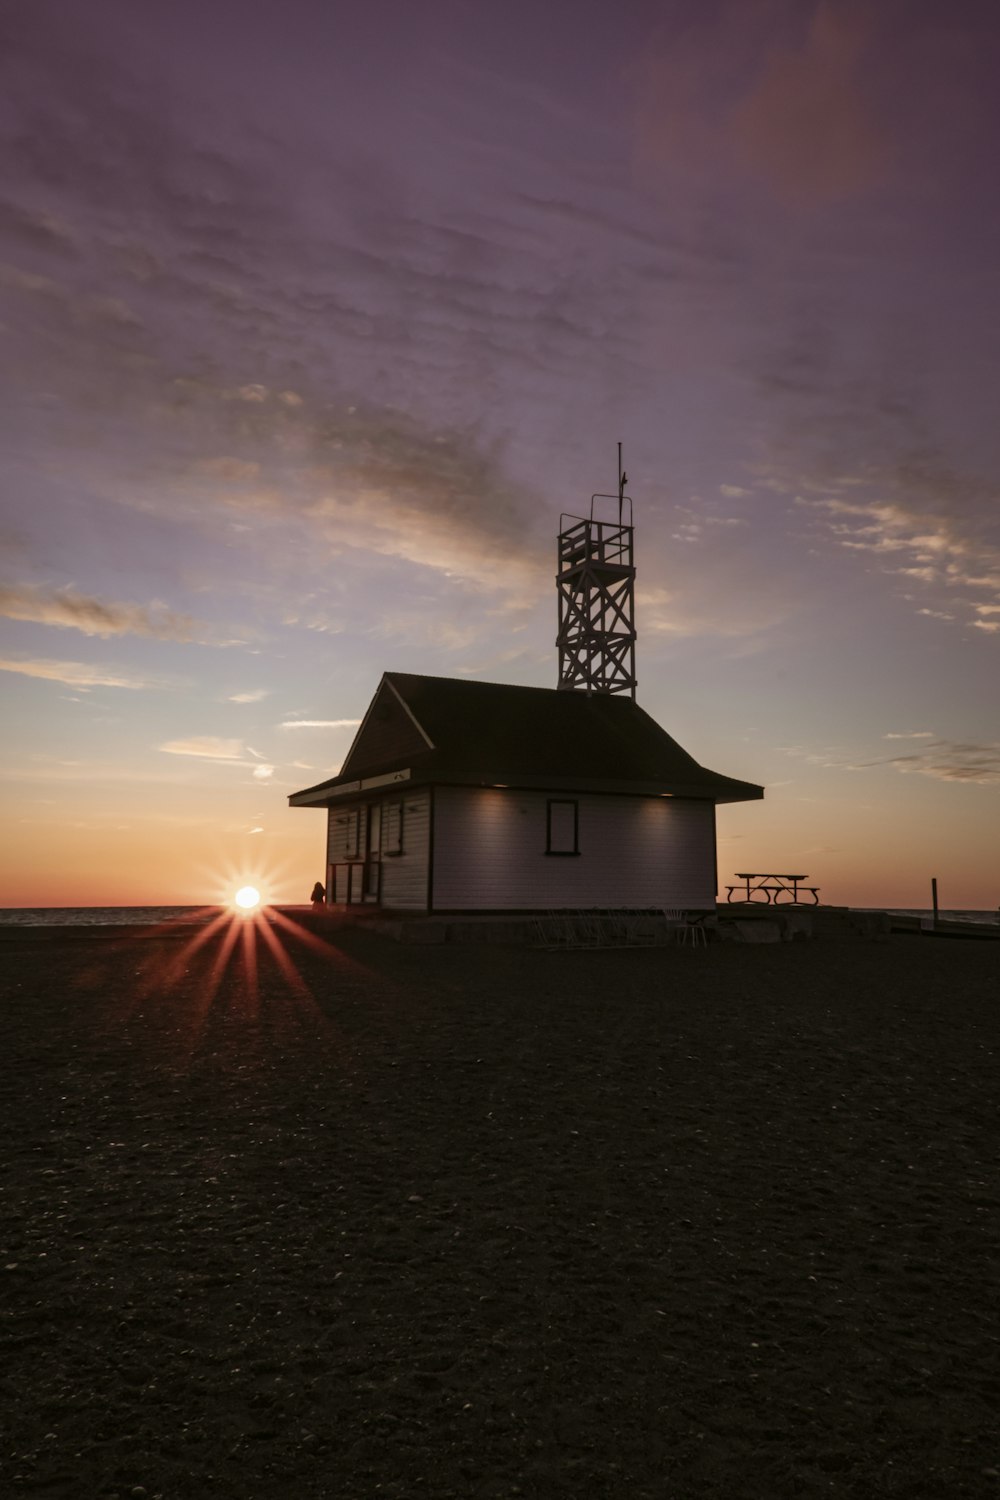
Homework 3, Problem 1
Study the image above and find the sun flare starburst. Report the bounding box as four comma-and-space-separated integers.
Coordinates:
234, 885, 261, 910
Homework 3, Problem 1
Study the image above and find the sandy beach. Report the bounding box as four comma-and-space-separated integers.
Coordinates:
2, 922, 998, 1498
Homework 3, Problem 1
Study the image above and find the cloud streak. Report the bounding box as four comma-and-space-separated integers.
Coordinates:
279, 719, 361, 729
782, 734, 1000, 787
157, 739, 277, 783
870, 740, 1000, 786
159, 737, 245, 761
0, 656, 164, 689
0, 584, 203, 642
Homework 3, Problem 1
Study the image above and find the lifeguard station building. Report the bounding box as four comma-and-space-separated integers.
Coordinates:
289, 480, 762, 914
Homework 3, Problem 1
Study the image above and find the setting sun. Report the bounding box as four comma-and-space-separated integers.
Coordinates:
234, 886, 261, 910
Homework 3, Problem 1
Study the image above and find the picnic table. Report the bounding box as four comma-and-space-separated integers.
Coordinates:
726, 873, 820, 906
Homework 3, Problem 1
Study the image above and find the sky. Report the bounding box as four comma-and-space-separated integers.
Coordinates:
1, 0, 998, 909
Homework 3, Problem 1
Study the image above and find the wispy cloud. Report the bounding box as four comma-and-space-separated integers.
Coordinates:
279, 718, 361, 729
0, 258, 141, 329
228, 689, 268, 703
157, 737, 281, 781
159, 737, 245, 761
798, 481, 1000, 629
0, 201, 76, 257
783, 733, 1000, 787
0, 656, 163, 689
165, 401, 549, 601
0, 583, 224, 643
871, 741, 1000, 785
778, 742, 847, 771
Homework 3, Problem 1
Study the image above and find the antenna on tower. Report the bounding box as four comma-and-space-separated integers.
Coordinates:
617, 441, 627, 526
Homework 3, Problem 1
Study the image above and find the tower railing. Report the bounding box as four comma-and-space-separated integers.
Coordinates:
558, 517, 633, 573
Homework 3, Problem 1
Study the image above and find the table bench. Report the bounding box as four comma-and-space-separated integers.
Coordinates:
726, 873, 820, 906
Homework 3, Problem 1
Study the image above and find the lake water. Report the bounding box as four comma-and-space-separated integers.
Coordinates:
0, 907, 218, 927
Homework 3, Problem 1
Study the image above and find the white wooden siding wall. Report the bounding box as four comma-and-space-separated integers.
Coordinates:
431, 787, 716, 910
325, 795, 431, 911
379, 794, 430, 910
326, 807, 358, 866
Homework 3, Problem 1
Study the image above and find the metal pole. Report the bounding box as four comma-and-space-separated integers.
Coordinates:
931, 877, 939, 929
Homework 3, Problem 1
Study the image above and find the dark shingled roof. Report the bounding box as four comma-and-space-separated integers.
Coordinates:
289, 673, 763, 805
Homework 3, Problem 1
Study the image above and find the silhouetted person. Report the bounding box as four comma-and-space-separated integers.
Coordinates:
310, 881, 325, 909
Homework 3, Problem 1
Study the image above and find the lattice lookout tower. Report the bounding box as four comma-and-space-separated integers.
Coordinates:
556, 447, 636, 698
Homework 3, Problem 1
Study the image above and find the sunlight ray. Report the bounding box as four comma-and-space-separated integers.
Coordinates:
267, 908, 373, 978
241, 912, 259, 1015
255, 913, 312, 999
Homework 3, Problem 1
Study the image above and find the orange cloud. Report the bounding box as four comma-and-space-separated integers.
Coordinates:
637, 0, 892, 204
732, 2, 890, 200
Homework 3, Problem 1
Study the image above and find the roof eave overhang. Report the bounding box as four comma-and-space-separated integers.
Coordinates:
289, 767, 764, 805
710, 785, 765, 805
453, 772, 765, 801
289, 765, 416, 807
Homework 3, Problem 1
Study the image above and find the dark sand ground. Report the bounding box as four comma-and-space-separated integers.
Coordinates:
1, 921, 999, 1498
